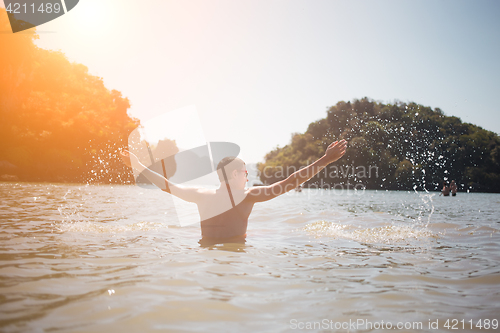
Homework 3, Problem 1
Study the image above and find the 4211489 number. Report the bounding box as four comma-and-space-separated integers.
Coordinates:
6, 2, 63, 14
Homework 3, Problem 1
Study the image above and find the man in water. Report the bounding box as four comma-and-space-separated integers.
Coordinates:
450, 180, 457, 196
120, 140, 347, 243
441, 181, 450, 196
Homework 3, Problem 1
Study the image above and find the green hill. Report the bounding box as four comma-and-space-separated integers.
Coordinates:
258, 98, 500, 192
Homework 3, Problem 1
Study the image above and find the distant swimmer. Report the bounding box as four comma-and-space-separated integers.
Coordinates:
450, 180, 457, 196
120, 140, 347, 244
440, 181, 450, 196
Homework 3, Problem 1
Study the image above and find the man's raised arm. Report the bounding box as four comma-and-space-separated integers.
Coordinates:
119, 150, 203, 203
248, 140, 347, 202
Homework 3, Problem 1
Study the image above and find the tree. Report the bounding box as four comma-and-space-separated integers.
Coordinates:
0, 8, 140, 183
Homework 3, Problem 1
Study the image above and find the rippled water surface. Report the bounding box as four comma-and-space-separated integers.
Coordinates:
1, 182, 499, 332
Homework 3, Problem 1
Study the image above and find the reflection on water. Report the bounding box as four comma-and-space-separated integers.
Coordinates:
1, 183, 499, 332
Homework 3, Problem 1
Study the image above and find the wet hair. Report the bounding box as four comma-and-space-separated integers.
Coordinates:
216, 156, 245, 182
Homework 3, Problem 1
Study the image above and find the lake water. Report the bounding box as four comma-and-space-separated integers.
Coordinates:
1, 182, 499, 332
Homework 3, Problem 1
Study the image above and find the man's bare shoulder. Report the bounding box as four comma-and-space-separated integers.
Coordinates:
245, 186, 269, 193
169, 185, 216, 203
176, 185, 215, 195
196, 187, 217, 195
245, 185, 273, 202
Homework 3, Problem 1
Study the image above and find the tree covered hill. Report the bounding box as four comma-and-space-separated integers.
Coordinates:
0, 9, 139, 183
258, 98, 500, 192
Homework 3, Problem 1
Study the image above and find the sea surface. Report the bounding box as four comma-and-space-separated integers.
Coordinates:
0, 182, 499, 332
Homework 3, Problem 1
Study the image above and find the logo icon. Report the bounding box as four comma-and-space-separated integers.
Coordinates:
5, 0, 79, 33
127, 106, 241, 226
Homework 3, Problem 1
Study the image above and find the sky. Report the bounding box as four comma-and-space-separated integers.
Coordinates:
2, 0, 499, 163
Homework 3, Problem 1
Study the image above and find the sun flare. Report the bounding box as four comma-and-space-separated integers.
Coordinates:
65, 0, 113, 37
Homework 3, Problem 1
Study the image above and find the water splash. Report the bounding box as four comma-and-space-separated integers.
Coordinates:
303, 220, 437, 244
413, 186, 435, 228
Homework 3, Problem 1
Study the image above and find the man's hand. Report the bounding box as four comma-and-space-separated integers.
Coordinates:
119, 149, 133, 168
323, 139, 347, 163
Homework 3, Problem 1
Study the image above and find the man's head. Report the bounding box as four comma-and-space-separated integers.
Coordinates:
216, 156, 247, 183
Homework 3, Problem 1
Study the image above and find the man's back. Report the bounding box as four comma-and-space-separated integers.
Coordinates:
195, 189, 255, 239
